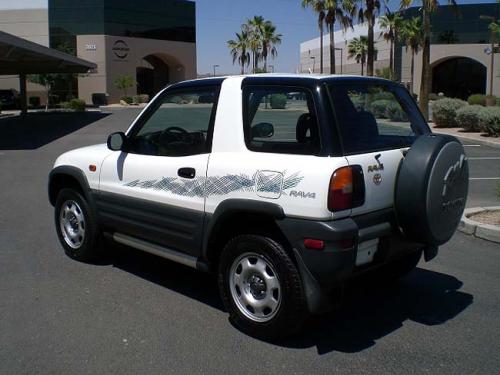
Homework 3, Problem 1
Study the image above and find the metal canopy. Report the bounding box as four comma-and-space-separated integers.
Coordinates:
0, 30, 96, 75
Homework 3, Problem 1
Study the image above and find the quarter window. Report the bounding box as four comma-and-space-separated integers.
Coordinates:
244, 87, 320, 155
127, 88, 218, 156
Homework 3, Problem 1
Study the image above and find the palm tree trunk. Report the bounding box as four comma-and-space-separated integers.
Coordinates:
410, 50, 415, 94
361, 61, 364, 76
389, 40, 394, 79
419, 6, 431, 120
329, 23, 335, 74
320, 27, 324, 74
367, 12, 375, 76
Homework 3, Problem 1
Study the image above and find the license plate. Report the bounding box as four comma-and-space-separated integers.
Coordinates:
356, 238, 379, 266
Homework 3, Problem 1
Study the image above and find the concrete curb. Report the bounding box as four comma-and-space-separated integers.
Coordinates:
431, 128, 500, 149
458, 207, 500, 243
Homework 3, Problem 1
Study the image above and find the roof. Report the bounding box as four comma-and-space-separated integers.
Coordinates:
0, 30, 96, 75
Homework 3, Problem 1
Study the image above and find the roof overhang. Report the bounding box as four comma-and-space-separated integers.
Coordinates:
0, 30, 96, 75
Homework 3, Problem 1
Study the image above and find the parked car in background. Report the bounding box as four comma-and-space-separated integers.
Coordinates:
0, 89, 20, 109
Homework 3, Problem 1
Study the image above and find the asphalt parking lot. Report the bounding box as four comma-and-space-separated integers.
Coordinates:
0, 110, 499, 374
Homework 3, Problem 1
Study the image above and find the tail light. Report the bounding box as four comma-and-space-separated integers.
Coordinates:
328, 165, 365, 212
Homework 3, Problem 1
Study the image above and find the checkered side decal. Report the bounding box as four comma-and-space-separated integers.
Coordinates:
124, 171, 303, 198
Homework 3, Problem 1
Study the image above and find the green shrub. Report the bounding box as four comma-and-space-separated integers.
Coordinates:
269, 94, 287, 109
386, 102, 408, 121
138, 94, 149, 103
497, 97, 500, 106
373, 91, 394, 101
467, 94, 486, 106
485, 95, 497, 106
68, 98, 86, 112
29, 96, 40, 107
478, 107, 500, 136
456, 105, 483, 131
431, 98, 467, 127
368, 100, 391, 118
120, 96, 133, 105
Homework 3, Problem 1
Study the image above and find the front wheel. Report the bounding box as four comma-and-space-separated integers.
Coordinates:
218, 235, 307, 339
54, 188, 101, 262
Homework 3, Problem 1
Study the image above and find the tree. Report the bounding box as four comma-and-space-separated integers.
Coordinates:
27, 74, 58, 111
400, 0, 457, 120
260, 21, 282, 72
228, 31, 251, 74
246, 16, 266, 73
379, 11, 404, 79
348, 36, 369, 76
114, 75, 135, 97
324, 0, 355, 74
356, 0, 381, 77
302, 0, 326, 73
400, 17, 423, 94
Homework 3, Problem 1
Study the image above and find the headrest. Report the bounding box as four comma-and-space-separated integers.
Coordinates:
296, 113, 318, 143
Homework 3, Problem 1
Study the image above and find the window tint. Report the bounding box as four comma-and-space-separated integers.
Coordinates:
128, 88, 217, 157
244, 87, 320, 155
329, 84, 427, 154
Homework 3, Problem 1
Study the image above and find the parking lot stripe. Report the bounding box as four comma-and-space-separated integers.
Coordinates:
470, 177, 500, 180
468, 157, 500, 160
464, 144, 482, 147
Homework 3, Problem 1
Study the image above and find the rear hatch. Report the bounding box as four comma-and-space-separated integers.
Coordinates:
327, 81, 430, 215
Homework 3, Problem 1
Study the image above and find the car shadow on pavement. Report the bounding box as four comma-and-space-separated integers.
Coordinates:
278, 268, 473, 354
101, 243, 472, 354
0, 112, 110, 150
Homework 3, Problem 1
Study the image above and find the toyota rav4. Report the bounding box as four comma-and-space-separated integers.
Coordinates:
48, 75, 469, 338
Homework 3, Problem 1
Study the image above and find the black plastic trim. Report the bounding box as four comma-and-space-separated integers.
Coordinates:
94, 191, 205, 257
48, 166, 92, 206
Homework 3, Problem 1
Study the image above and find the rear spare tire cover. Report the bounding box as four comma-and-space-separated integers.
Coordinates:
395, 134, 468, 246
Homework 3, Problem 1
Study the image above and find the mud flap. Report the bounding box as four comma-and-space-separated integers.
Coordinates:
424, 244, 439, 262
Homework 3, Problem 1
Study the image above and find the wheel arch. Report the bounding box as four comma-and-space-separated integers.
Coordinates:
202, 199, 291, 270
48, 166, 93, 207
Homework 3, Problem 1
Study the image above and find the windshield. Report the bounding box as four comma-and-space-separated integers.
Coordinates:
328, 83, 430, 155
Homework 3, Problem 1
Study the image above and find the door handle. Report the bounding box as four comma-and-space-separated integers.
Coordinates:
178, 167, 196, 179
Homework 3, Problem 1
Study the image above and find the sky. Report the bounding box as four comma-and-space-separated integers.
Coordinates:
1, 0, 496, 74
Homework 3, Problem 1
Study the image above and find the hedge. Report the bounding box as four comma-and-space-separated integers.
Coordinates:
467, 94, 486, 106
431, 98, 467, 127
120, 96, 134, 105
456, 105, 483, 131
478, 107, 500, 137
368, 100, 391, 118
386, 102, 407, 121
269, 94, 287, 109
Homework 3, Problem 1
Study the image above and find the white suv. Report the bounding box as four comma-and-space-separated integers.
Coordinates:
49, 75, 469, 338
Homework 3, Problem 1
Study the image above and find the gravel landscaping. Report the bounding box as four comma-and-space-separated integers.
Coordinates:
469, 210, 500, 226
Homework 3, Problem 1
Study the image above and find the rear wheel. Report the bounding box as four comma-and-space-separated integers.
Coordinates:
218, 235, 307, 339
54, 188, 101, 262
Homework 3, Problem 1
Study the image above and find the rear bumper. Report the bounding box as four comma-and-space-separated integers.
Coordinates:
277, 209, 426, 312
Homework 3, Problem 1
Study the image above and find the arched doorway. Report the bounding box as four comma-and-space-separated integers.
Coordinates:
432, 57, 486, 99
136, 54, 170, 98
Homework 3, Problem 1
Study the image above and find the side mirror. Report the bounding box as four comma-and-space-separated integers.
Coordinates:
251, 122, 274, 138
107, 132, 127, 151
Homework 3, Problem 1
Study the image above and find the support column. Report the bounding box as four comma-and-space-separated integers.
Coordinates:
19, 73, 27, 116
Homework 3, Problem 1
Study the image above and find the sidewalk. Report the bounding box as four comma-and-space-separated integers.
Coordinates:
430, 124, 500, 149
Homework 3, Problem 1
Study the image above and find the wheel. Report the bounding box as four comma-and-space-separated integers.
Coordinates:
218, 235, 307, 339
54, 188, 100, 262
380, 250, 422, 282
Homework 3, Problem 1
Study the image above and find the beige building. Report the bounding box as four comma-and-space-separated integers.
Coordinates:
0, 0, 197, 105
300, 3, 500, 99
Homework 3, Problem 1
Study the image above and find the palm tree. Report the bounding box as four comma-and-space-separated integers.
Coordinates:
302, 0, 326, 73
246, 16, 266, 73
356, 0, 381, 76
324, 0, 355, 74
227, 31, 251, 74
261, 21, 282, 72
348, 36, 369, 75
400, 17, 423, 94
379, 11, 403, 79
400, 0, 457, 119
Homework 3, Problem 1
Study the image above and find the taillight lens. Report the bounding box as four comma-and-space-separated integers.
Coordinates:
328, 165, 365, 212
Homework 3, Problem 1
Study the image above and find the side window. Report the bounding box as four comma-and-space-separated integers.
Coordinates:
127, 88, 218, 156
244, 87, 320, 155
329, 84, 422, 154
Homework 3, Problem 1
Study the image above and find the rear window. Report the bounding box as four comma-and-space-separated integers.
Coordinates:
328, 84, 428, 154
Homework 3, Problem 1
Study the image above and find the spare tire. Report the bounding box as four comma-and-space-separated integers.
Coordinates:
395, 134, 468, 246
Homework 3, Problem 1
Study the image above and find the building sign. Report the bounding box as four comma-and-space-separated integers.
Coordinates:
85, 44, 97, 51
112, 40, 130, 59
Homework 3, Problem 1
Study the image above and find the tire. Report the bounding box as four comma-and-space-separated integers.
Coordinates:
218, 235, 307, 339
395, 134, 468, 246
54, 188, 101, 262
